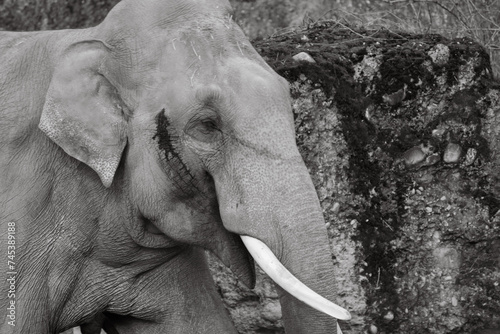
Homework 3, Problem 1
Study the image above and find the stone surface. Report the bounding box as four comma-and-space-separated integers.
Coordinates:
292, 51, 316, 63
443, 143, 463, 163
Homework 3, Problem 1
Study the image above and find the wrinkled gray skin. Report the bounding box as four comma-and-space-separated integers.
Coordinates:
0, 0, 340, 333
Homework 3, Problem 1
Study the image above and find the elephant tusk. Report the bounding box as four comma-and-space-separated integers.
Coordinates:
240, 236, 352, 321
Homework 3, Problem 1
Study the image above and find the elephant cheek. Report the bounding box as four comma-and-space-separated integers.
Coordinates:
153, 203, 256, 288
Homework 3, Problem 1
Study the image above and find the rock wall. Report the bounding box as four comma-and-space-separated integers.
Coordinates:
210, 22, 500, 334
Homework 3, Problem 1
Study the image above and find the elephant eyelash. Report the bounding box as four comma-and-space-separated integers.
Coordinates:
197, 119, 220, 133
187, 110, 220, 127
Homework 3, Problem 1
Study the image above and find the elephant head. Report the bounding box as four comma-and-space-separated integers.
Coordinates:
36, 0, 350, 332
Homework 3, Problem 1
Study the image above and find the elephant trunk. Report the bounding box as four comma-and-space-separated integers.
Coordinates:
215, 157, 350, 334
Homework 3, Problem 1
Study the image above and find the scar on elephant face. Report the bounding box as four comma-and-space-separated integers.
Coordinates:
153, 110, 197, 196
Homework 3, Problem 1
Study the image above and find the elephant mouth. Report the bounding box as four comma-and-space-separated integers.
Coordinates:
126, 214, 183, 249
144, 219, 164, 234
240, 236, 352, 321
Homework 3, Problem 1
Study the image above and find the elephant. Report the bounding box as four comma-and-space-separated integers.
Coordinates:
0, 0, 351, 333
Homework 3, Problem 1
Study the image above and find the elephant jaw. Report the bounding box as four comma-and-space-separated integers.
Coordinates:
240, 236, 352, 321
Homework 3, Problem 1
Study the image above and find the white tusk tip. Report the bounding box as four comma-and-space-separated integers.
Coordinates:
240, 235, 351, 321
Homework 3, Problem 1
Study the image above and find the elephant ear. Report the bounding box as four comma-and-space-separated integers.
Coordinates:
39, 40, 127, 188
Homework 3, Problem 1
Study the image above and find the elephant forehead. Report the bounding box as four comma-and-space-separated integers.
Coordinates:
158, 55, 288, 112
128, 26, 283, 106
101, 0, 232, 34
99, 0, 237, 64
161, 22, 261, 73
222, 57, 283, 92
103, 15, 261, 93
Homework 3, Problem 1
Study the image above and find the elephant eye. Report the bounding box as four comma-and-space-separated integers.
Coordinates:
198, 119, 218, 134
186, 118, 221, 143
